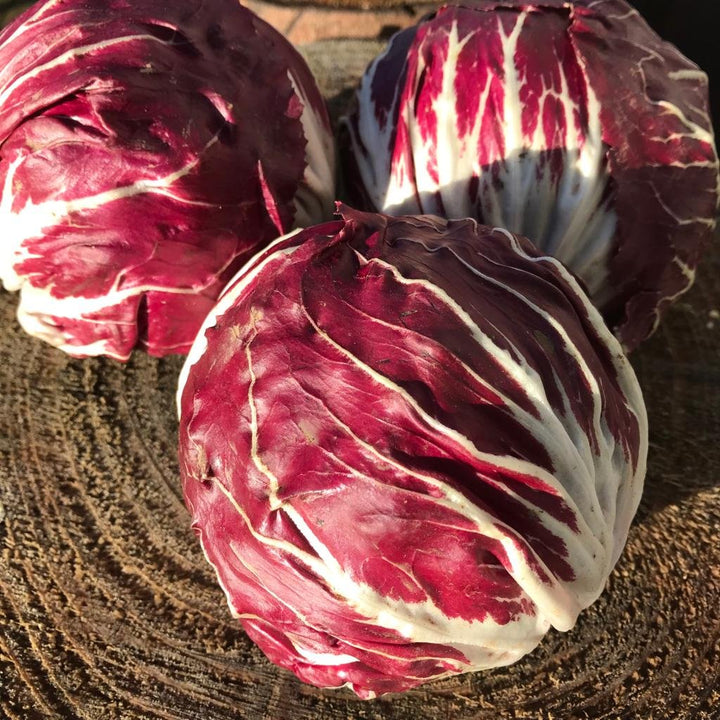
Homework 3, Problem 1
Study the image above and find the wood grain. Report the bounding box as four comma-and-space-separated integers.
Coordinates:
1, 25, 719, 720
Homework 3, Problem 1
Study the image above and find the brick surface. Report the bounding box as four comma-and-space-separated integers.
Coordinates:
246, 0, 433, 44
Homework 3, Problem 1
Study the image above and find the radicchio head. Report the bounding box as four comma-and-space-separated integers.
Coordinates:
343, 0, 719, 350
0, 0, 335, 360
178, 206, 648, 697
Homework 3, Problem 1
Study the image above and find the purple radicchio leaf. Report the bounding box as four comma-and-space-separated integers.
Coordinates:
342, 0, 719, 351
0, 0, 335, 360
177, 206, 648, 698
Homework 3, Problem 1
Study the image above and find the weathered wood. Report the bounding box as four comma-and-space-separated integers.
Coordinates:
1, 14, 719, 720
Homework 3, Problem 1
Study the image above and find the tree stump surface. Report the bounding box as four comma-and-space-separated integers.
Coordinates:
1, 4, 719, 719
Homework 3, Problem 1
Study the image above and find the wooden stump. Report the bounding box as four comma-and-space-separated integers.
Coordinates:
1, 12, 719, 720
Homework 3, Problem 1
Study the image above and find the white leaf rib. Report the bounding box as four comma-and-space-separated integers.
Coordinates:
0, 0, 68, 48
299, 303, 580, 629
297, 281, 600, 521
0, 33, 170, 107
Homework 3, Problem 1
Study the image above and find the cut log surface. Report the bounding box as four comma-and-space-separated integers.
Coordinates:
1, 7, 719, 720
